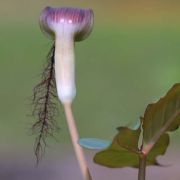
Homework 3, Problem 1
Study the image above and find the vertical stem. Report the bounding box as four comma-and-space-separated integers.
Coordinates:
138, 154, 146, 180
64, 103, 92, 180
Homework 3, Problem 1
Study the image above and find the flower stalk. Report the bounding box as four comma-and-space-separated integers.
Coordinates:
64, 103, 92, 180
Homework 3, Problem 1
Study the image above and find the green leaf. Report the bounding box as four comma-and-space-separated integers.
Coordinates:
78, 138, 111, 150
147, 133, 170, 165
94, 148, 140, 168
94, 127, 141, 168
93, 84, 180, 169
142, 83, 180, 154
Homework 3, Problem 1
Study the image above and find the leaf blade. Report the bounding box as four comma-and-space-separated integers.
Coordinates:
142, 83, 180, 154
94, 148, 140, 168
94, 127, 141, 168
146, 133, 170, 165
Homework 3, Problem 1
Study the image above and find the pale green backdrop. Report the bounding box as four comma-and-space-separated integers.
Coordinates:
0, 1, 179, 180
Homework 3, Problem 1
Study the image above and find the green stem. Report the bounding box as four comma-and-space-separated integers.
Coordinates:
138, 155, 146, 180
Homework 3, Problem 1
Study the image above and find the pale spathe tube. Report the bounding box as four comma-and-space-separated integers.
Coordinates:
55, 33, 76, 103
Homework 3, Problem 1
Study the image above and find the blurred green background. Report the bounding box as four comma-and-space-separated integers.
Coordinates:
0, 0, 179, 179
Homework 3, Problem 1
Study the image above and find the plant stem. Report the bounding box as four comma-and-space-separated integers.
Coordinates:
138, 154, 146, 180
64, 103, 92, 180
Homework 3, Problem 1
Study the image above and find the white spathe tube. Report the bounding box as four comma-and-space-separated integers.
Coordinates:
55, 32, 76, 103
